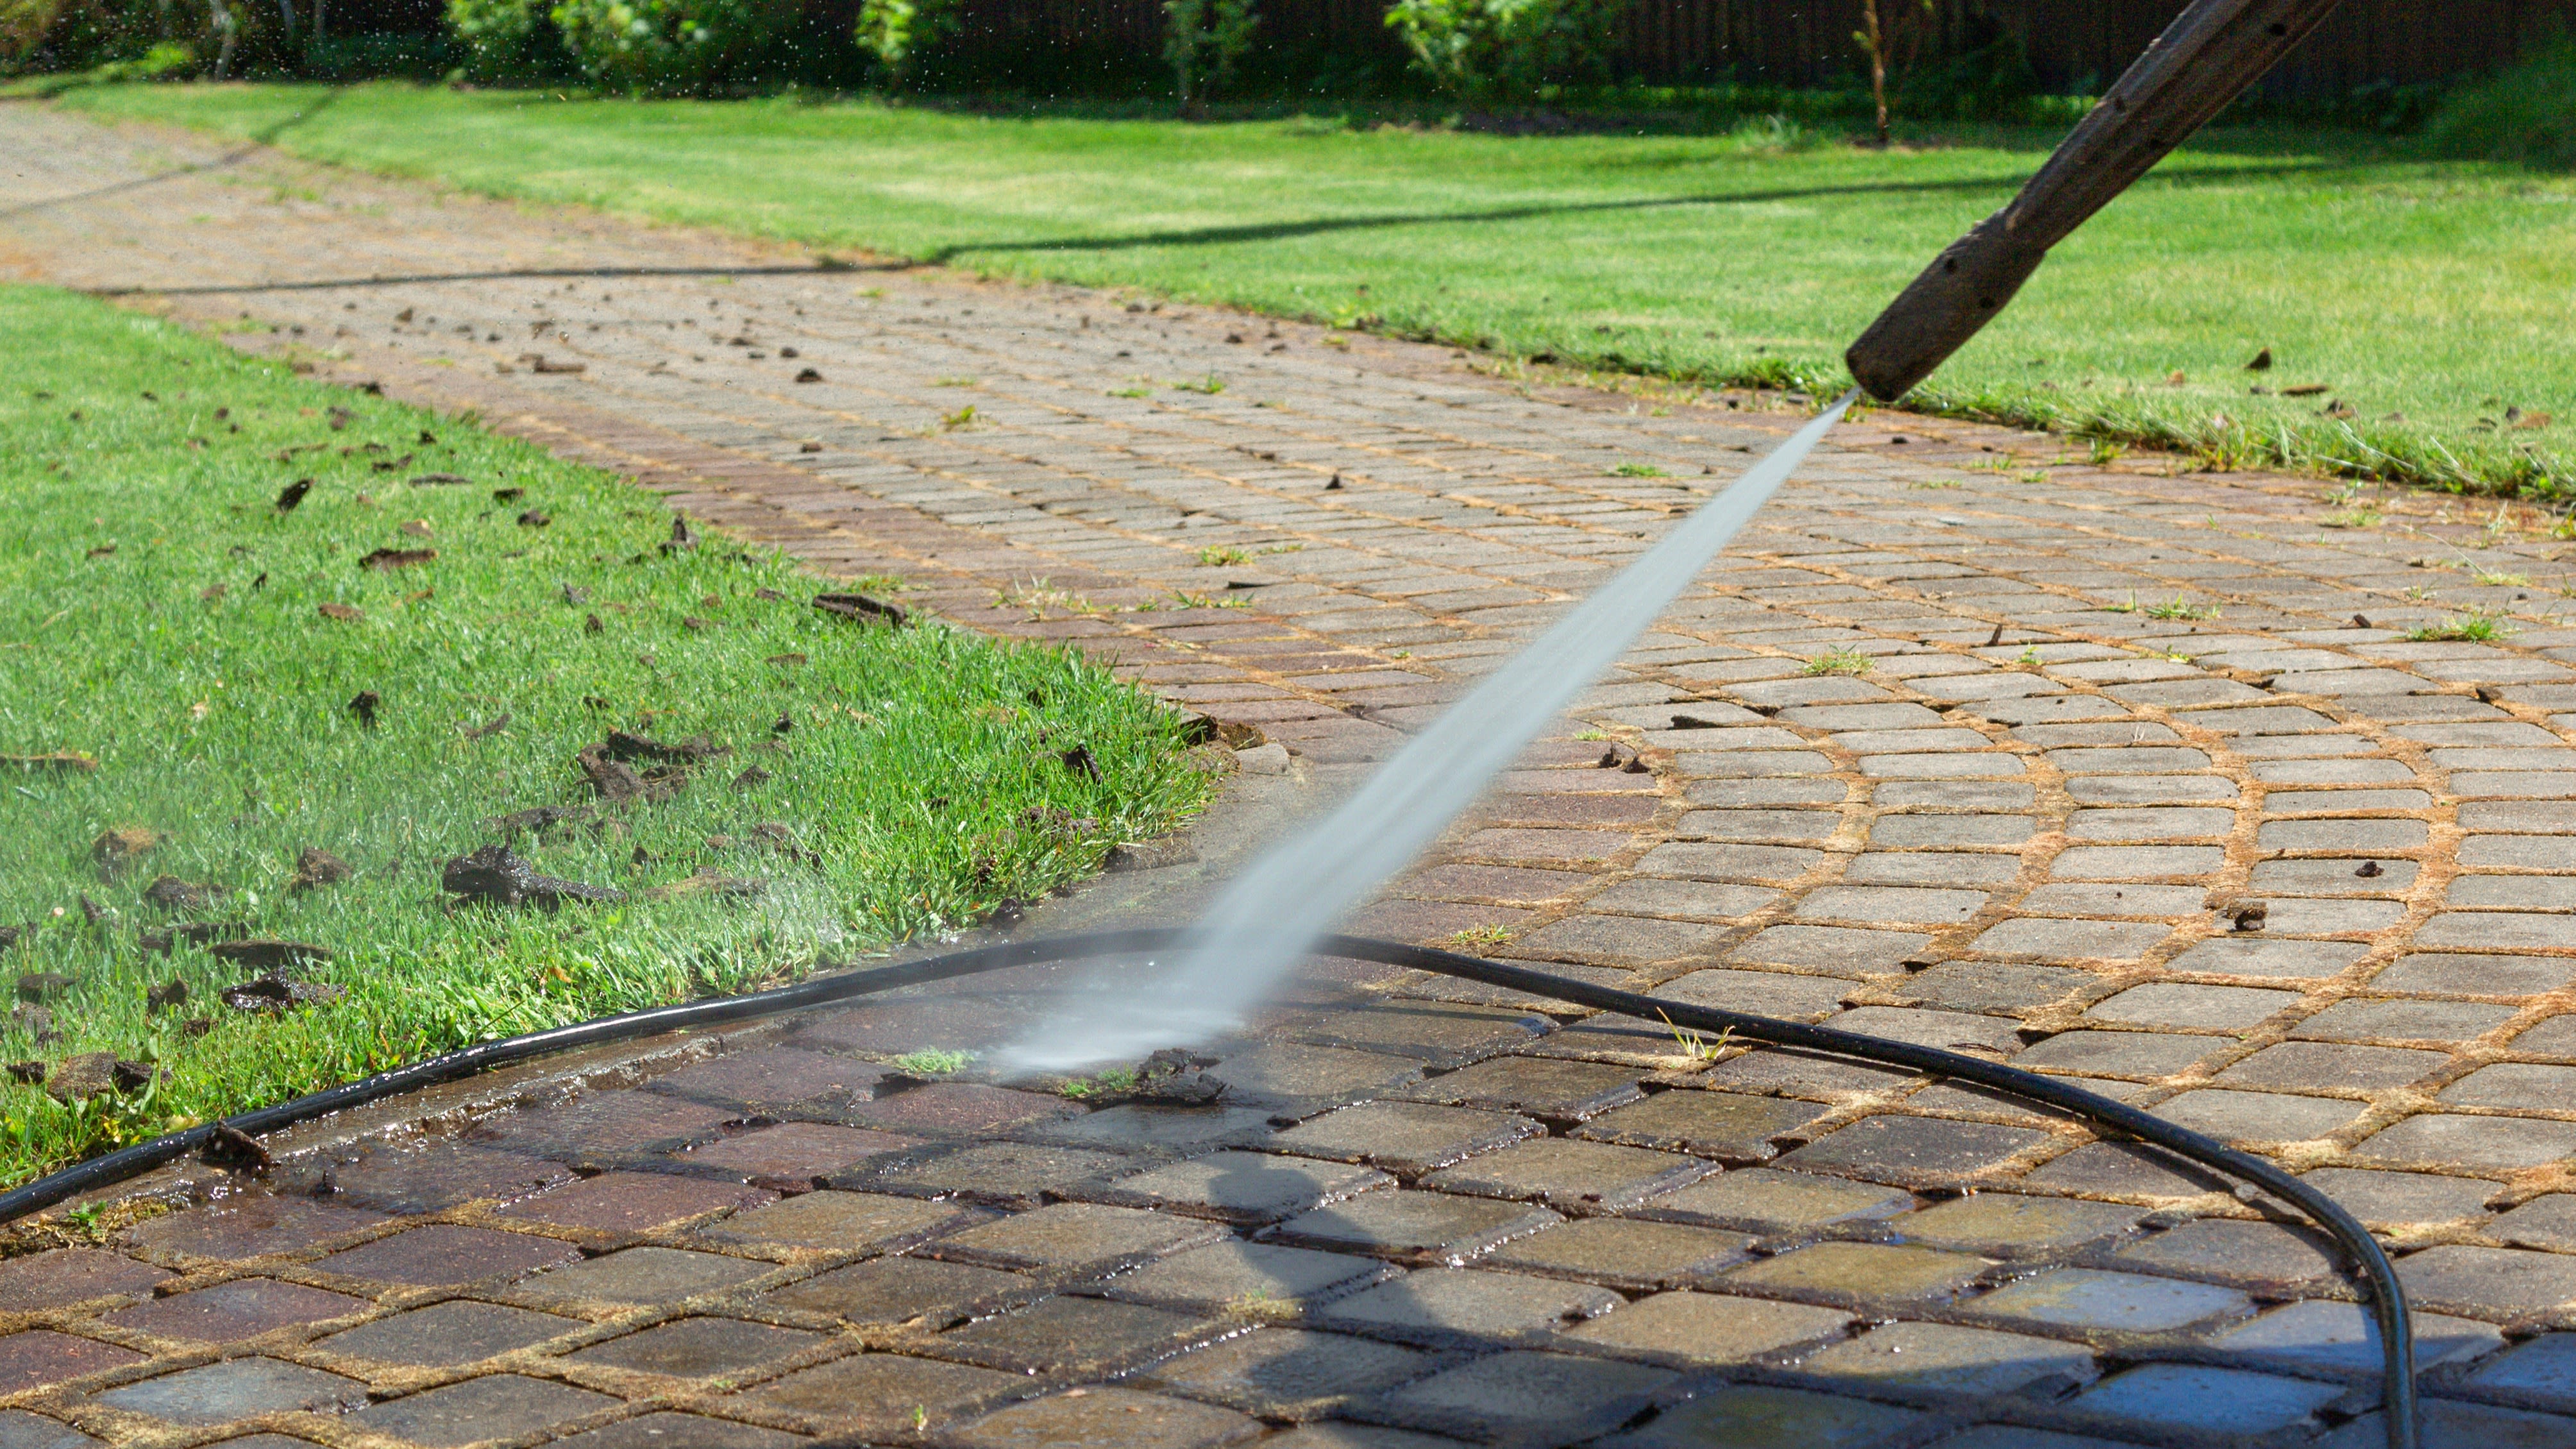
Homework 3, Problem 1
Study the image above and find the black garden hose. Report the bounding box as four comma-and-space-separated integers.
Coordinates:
0, 929, 2416, 1447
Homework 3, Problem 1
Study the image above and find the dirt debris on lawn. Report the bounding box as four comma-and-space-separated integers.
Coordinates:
441, 843, 624, 908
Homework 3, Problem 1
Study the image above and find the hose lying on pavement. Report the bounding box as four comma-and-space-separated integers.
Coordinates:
0, 929, 2416, 1448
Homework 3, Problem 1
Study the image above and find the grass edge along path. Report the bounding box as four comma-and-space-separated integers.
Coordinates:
42, 80, 2576, 505
0, 281, 1213, 1187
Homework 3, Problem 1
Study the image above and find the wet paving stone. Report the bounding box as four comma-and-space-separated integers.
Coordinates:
1781, 1115, 2054, 1186
1106, 1240, 1391, 1316
1031, 1106, 1278, 1153
1135, 1328, 1436, 1420
1270, 1001, 1551, 1068
1595, 1382, 1927, 1449
102, 1278, 369, 1343
471, 1091, 738, 1159
90, 1358, 365, 1425
2395, 1245, 2576, 1319
950, 1387, 1261, 1449
1569, 1090, 1828, 1163
1401, 1056, 1644, 1121
280, 1142, 575, 1214
570, 1316, 824, 1378
2108, 1218, 2344, 1295
1203, 1044, 1424, 1112
841, 1083, 1081, 1135
0, 1412, 92, 1449
514, 1248, 775, 1308
854, 1142, 1131, 1209
1268, 1190, 1562, 1266
762, 1255, 1037, 1328
2296, 1167, 2498, 1229
121, 1196, 388, 1260
1725, 1242, 1991, 1305
0, 1332, 143, 1394
1418, 1137, 1710, 1214
644, 1049, 890, 1111
2020, 1140, 2234, 1199
1886, 1195, 2142, 1260
494, 1172, 777, 1236
737, 1352, 1025, 1434
1558, 1290, 1851, 1365
931, 1203, 1226, 1274
316, 1300, 580, 1366
2064, 1363, 2340, 1438
1486, 1218, 1755, 1291
784, 995, 1045, 1060
691, 1189, 968, 1253
1267, 1101, 1542, 1175
679, 1123, 919, 1187
0, 1251, 169, 1311
308, 1224, 581, 1286
1358, 1350, 1676, 1443
1791, 1320, 2096, 1398
543, 1412, 807, 1449
929, 1294, 1217, 1375
1966, 1267, 2253, 1337
1634, 1167, 1915, 1234
347, 1374, 619, 1447
2206, 1298, 2502, 1377
1086, 1152, 1392, 1225
1314, 1267, 1621, 1348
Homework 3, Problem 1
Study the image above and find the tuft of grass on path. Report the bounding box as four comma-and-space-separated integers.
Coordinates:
0, 282, 1210, 1186
52, 81, 2576, 498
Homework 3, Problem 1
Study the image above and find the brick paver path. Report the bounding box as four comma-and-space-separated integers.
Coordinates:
8, 103, 2576, 1448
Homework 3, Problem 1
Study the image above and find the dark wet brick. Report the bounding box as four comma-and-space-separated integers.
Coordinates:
571, 1317, 823, 1378
1597, 1382, 1926, 1448
1570, 1090, 1826, 1163
763, 1257, 1039, 1328
90, 1358, 364, 1425
1780, 1115, 2053, 1185
1560, 1289, 1853, 1364
854, 1142, 1129, 1208
785, 994, 1044, 1058
1724, 1241, 1988, 1303
1419, 1137, 1708, 1213
1268, 1101, 1541, 1175
1137, 1327, 1433, 1420
1106, 1241, 1388, 1315
1268, 1001, 1549, 1068
1401, 1056, 1641, 1120
693, 1189, 966, 1253
680, 1123, 918, 1186
1318, 1268, 1619, 1348
1203, 1043, 1423, 1112
950, 1387, 1261, 1449
2023, 1141, 2234, 1198
0, 1332, 142, 1394
494, 1171, 775, 1235
2110, 1218, 2343, 1294
309, 1224, 580, 1286
931, 1203, 1225, 1273
1890, 1194, 2141, 1259
1633, 1167, 1915, 1234
514, 1247, 773, 1307
1360, 1350, 1675, 1443
1486, 1218, 1754, 1291
1701, 1046, 1918, 1098
843, 1083, 1079, 1134
0, 1250, 169, 1311
1795, 1321, 2096, 1399
1029, 1105, 1277, 1153
1086, 1151, 1391, 1224
470, 1090, 737, 1158
316, 1300, 579, 1366
284, 1141, 573, 1214
929, 1295, 1215, 1374
1966, 1267, 2251, 1335
645, 1049, 889, 1110
103, 1278, 368, 1343
545, 1413, 807, 1449
1268, 1189, 1560, 1266
738, 1352, 1024, 1435
348, 1374, 619, 1447
121, 1195, 387, 1260
2067, 1364, 2339, 1438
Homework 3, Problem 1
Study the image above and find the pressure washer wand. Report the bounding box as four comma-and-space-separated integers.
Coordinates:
1844, 0, 2347, 400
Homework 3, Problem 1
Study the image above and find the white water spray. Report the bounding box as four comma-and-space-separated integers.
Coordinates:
1004, 390, 1858, 1071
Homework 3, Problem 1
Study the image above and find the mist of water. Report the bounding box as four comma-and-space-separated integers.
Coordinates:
1002, 390, 1858, 1072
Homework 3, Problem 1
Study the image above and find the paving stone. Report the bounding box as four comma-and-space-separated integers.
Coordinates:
544, 1413, 807, 1449
1418, 1137, 1709, 1214
1558, 1289, 1851, 1364
471, 1091, 738, 1158
495, 1172, 777, 1235
1591, 1382, 1926, 1449
121, 1196, 388, 1260
2019, 883, 2204, 917
1701, 1045, 1920, 1098
2441, 1063, 2576, 1110
2012, 1030, 2225, 1081
2352, 1114, 2576, 1171
1898, 962, 2096, 1017
1729, 924, 1934, 972
2493, 1195, 2576, 1252
1107, 1240, 1390, 1315
90, 1358, 366, 1425
1401, 1055, 1644, 1121
2396, 1245, 2576, 1319
1269, 1001, 1550, 1067
348, 1375, 621, 1447
1088, 1151, 1392, 1224
2319, 1400, 2576, 1449
2065, 1364, 2339, 1437
2050, 845, 2226, 880
316, 1300, 581, 1366
1584, 877, 1782, 919
284, 1141, 575, 1214
1635, 1167, 1915, 1233
2218, 1041, 2445, 1092
857, 1142, 1132, 1208
1268, 1189, 1560, 1266
2023, 1141, 2234, 1198
764, 1256, 1038, 1326
2515, 1015, 2576, 1057
309, 1224, 581, 1286
0, 1251, 169, 1311
1135, 1328, 1435, 1419
1570, 1090, 1827, 1163
570, 1316, 824, 1378
645, 1049, 889, 1110
785, 994, 1047, 1058
1781, 1115, 2053, 1185
1267, 1101, 1542, 1175
1315, 1267, 1621, 1346
2207, 1298, 2504, 1376
740, 1352, 1025, 1435
680, 1123, 920, 1185
950, 1389, 1261, 1449
2167, 937, 2370, 979
932, 1203, 1225, 1273
0, 1415, 91, 1449
2296, 999, 2524, 1044
843, 1083, 1080, 1135
2377, 953, 2576, 997
102, 1278, 368, 1343
2110, 1218, 2344, 1294
1890, 1195, 2142, 1260
514, 1247, 774, 1307
1031, 1105, 1279, 1153
1792, 1320, 2097, 1398
1966, 1268, 2252, 1337
930, 1295, 1216, 1374
2297, 1167, 2497, 1228
693, 1189, 968, 1252
2151, 1088, 2364, 1142
2251, 857, 2421, 896
1202, 1043, 1422, 1110
1823, 1006, 2030, 1056
2085, 981, 2299, 1031
1484, 1217, 1755, 1291
1513, 914, 1737, 965
1726, 1242, 1991, 1303
0, 1333, 144, 1394
2462, 1332, 2576, 1409
1360, 1350, 1675, 1443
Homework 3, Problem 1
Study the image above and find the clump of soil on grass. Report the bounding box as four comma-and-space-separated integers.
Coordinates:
90, 827, 160, 880
289, 848, 352, 891
441, 845, 625, 908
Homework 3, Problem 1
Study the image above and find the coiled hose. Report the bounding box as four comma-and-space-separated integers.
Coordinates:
0, 929, 2416, 1447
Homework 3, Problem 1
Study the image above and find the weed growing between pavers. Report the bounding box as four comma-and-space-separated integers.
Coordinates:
0, 284, 1210, 1185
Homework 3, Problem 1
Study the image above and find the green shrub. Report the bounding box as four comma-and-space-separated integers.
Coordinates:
2427, 33, 2576, 169
1383, 0, 1628, 101
448, 0, 541, 79
1163, 0, 1254, 112
1896, 9, 2039, 121
854, 0, 955, 88
550, 0, 793, 92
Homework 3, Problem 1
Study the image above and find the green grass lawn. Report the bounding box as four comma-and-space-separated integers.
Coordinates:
49, 81, 2576, 500
0, 282, 1209, 1185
